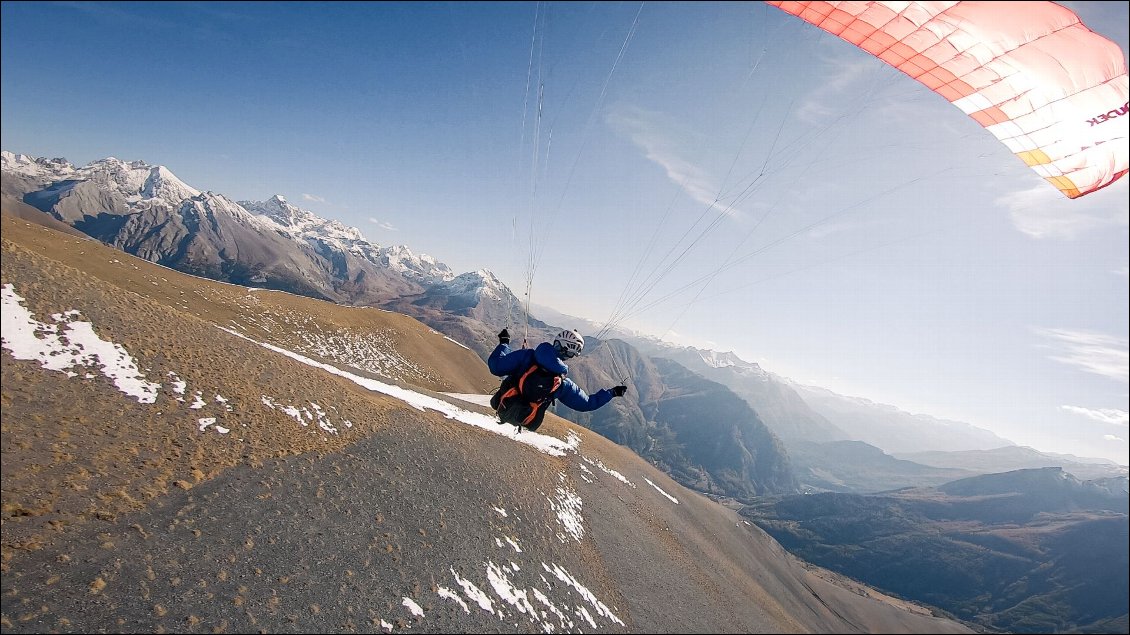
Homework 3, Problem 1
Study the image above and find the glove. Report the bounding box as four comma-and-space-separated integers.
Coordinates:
611, 385, 628, 397
498, 328, 510, 345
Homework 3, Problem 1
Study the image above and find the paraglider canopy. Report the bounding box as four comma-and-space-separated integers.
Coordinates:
767, 1, 1129, 198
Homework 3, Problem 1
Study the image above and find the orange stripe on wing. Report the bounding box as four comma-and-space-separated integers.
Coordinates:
969, 106, 1010, 127
1046, 175, 1080, 199
1017, 150, 1052, 166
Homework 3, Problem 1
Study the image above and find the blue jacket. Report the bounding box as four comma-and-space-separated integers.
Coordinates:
488, 341, 613, 412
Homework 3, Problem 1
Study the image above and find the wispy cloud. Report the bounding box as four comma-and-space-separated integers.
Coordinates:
806, 220, 857, 240
369, 218, 397, 232
795, 56, 878, 124
1034, 327, 1129, 383
57, 1, 240, 44
605, 106, 740, 218
998, 180, 1129, 239
302, 193, 327, 204
1115, 266, 1129, 278
55, 1, 176, 29
1061, 405, 1129, 426
1103, 434, 1126, 443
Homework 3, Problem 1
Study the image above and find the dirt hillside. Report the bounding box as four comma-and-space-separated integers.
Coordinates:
2, 215, 972, 633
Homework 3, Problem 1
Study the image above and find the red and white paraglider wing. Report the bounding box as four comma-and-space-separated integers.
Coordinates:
767, 1, 1129, 198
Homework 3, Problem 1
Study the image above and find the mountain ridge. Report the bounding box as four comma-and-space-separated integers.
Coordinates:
534, 300, 1026, 460
2, 150, 1112, 471
5, 147, 1126, 633
2, 150, 805, 501
0, 213, 974, 633
6, 149, 1123, 497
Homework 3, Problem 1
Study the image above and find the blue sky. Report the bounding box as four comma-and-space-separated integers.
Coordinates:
3, 1, 1128, 465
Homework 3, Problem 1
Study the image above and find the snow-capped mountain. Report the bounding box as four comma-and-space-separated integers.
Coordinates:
433, 269, 509, 301
2, 152, 456, 280
694, 349, 768, 375
379, 267, 549, 359
4, 152, 202, 212
4, 152, 270, 236
1, 150, 552, 360
239, 195, 455, 285
378, 244, 455, 285
241, 194, 366, 242
1, 151, 490, 308
2, 152, 74, 179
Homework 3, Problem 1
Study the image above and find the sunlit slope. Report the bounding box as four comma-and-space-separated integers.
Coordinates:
1, 215, 971, 633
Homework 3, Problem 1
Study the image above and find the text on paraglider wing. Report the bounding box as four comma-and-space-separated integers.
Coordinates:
1087, 102, 1129, 126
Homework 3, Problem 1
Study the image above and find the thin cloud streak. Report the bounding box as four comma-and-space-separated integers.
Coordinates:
796, 56, 877, 124
302, 193, 327, 204
54, 1, 176, 29
999, 181, 1130, 239
369, 218, 398, 232
1061, 405, 1129, 426
806, 220, 857, 239
606, 107, 740, 218
1034, 327, 1129, 383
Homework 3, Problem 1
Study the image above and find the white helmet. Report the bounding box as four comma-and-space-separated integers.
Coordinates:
553, 329, 584, 359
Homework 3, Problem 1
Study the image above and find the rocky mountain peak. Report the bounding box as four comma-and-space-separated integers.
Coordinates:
1, 151, 77, 180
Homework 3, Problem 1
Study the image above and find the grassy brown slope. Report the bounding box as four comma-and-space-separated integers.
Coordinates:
0, 214, 497, 395
2, 217, 419, 559
2, 215, 972, 633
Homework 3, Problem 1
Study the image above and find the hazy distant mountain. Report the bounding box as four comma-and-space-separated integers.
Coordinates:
651, 348, 1124, 486
586, 329, 1024, 472
897, 445, 1130, 481
2, 214, 974, 634
531, 303, 1013, 458
743, 467, 1130, 633
787, 440, 978, 493
560, 339, 798, 498
640, 344, 850, 445
788, 381, 1014, 454
938, 466, 1129, 509
541, 304, 1041, 494
528, 302, 639, 340
626, 344, 965, 494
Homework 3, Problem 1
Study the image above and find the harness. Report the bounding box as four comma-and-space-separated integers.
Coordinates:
490, 363, 563, 431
